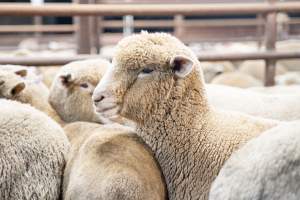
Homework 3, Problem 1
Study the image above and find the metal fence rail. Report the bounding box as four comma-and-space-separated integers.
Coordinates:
0, 2, 300, 16
0, 1, 300, 86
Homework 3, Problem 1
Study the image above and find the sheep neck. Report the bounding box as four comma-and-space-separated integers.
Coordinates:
135, 75, 230, 199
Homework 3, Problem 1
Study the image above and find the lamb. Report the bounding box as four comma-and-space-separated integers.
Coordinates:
239, 60, 287, 81
248, 85, 300, 95
49, 59, 110, 123
63, 121, 166, 200
207, 84, 300, 121
92, 32, 278, 200
37, 66, 61, 88
211, 71, 262, 88
0, 69, 64, 125
209, 121, 300, 200
0, 99, 69, 199
276, 71, 300, 85
201, 61, 235, 83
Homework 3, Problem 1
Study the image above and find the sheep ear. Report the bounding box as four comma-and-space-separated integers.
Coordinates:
0, 80, 4, 86
15, 69, 27, 77
60, 74, 73, 87
170, 55, 194, 78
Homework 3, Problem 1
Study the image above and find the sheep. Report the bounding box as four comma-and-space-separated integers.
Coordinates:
49, 59, 110, 123
63, 121, 166, 200
276, 71, 300, 85
207, 84, 300, 121
209, 121, 300, 200
0, 99, 69, 199
92, 32, 279, 200
37, 66, 62, 88
248, 85, 300, 95
0, 69, 64, 125
239, 60, 287, 81
211, 71, 262, 88
277, 40, 300, 70
201, 61, 235, 83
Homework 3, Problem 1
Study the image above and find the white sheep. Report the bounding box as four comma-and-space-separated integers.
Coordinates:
276, 71, 300, 85
49, 59, 110, 123
277, 40, 300, 71
248, 85, 300, 95
211, 71, 262, 88
239, 60, 287, 81
207, 84, 300, 121
92, 32, 278, 199
0, 99, 69, 199
0, 69, 64, 125
63, 121, 166, 200
37, 66, 62, 88
201, 61, 235, 83
209, 121, 300, 200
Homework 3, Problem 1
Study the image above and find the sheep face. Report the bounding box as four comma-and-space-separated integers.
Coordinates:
0, 70, 25, 99
93, 33, 199, 124
49, 60, 109, 123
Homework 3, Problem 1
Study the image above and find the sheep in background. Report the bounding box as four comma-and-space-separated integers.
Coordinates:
210, 121, 300, 200
239, 60, 287, 81
201, 61, 235, 82
277, 40, 300, 71
211, 71, 262, 88
249, 85, 300, 95
207, 84, 300, 121
0, 99, 69, 199
0, 69, 64, 125
92, 32, 278, 199
63, 122, 166, 200
49, 59, 109, 123
37, 66, 61, 88
276, 71, 300, 85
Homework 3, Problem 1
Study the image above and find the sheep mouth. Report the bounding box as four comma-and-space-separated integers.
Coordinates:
94, 104, 121, 120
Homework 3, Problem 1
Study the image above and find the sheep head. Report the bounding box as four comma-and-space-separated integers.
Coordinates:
93, 32, 204, 124
0, 70, 26, 99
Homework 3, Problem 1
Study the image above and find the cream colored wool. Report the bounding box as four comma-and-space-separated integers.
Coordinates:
210, 121, 300, 200
201, 61, 235, 83
0, 69, 64, 125
248, 85, 300, 95
211, 71, 262, 88
92, 32, 278, 200
0, 99, 69, 199
207, 84, 300, 121
63, 122, 166, 200
239, 60, 287, 81
49, 59, 110, 123
37, 66, 61, 88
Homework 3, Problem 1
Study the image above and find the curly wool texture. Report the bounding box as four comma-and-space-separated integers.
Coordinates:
94, 32, 279, 199
0, 99, 70, 199
0, 69, 64, 126
63, 122, 166, 200
207, 84, 300, 121
209, 121, 300, 200
49, 59, 110, 123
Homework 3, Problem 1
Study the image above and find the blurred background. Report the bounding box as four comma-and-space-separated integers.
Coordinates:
0, 0, 300, 86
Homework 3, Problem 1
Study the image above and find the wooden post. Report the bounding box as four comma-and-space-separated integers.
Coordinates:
264, 0, 277, 86
89, 0, 100, 54
75, 0, 91, 54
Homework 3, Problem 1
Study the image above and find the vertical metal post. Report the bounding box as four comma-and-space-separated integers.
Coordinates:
264, 0, 277, 86
256, 13, 265, 48
174, 15, 184, 39
75, 0, 91, 54
31, 0, 43, 49
89, 0, 100, 54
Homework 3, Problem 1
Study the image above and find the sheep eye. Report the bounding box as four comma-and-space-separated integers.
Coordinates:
141, 68, 154, 74
80, 83, 89, 88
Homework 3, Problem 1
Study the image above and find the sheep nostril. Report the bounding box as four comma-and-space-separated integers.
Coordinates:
94, 95, 105, 104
